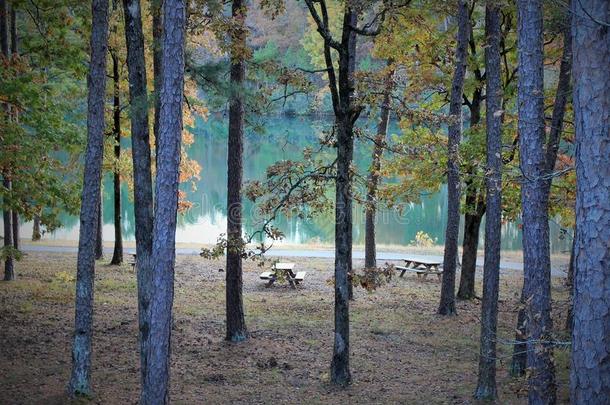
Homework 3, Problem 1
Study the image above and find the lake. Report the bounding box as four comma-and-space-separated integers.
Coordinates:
38, 114, 571, 253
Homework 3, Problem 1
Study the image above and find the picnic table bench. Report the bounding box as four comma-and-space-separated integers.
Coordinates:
260, 262, 306, 289
130, 254, 137, 269
395, 258, 443, 280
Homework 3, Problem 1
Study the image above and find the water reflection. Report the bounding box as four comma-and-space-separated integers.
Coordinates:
40, 115, 570, 253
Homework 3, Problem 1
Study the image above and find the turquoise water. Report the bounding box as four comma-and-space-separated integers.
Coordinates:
42, 114, 570, 253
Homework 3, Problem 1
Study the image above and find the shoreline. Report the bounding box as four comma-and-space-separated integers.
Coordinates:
19, 239, 570, 277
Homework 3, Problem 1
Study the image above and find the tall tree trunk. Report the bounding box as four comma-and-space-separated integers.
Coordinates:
1, 0, 13, 281
152, 0, 163, 163
9, 5, 15, 55
330, 5, 358, 387
364, 61, 393, 270
225, 0, 247, 342
110, 51, 123, 265
511, 3, 572, 380
565, 230, 575, 332
95, 193, 103, 260
543, 10, 572, 181
457, 186, 484, 300
142, 1, 185, 403
474, 3, 502, 399
122, 0, 155, 395
0, 0, 6, 55
8, 4, 18, 253
458, 51, 484, 301
570, 0, 610, 402
11, 211, 18, 250
3, 179, 14, 281
32, 215, 41, 241
67, 0, 108, 396
516, 0, 556, 402
439, 0, 470, 316
510, 291, 527, 376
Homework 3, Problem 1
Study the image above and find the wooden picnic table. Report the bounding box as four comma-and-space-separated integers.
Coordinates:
396, 258, 442, 280
260, 262, 306, 289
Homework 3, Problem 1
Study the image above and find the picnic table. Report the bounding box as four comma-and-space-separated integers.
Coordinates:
395, 258, 443, 280
259, 262, 306, 289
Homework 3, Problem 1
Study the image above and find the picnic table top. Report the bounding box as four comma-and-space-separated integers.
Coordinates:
272, 262, 295, 271
403, 258, 441, 266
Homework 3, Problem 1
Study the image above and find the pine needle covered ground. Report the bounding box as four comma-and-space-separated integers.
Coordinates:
0, 252, 571, 404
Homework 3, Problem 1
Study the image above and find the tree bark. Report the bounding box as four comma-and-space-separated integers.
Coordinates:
141, 1, 185, 403
110, 51, 123, 266
457, 186, 484, 300
9, 5, 15, 55
32, 215, 41, 241
0, 0, 7, 55
95, 193, 103, 260
7, 4, 18, 254
11, 211, 18, 250
303, 0, 361, 386
122, 0, 155, 395
439, 0, 470, 316
565, 230, 575, 332
67, 0, 108, 396
458, 36, 485, 300
152, 0, 163, 163
511, 2, 572, 382
474, 3, 502, 399
516, 0, 556, 402
3, 179, 14, 281
331, 4, 358, 386
570, 0, 610, 402
543, 10, 572, 183
364, 61, 393, 270
1, 0, 13, 282
225, 0, 248, 342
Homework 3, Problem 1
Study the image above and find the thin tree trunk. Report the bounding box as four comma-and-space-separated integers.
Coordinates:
8, 4, 18, 253
458, 55, 484, 301
11, 211, 18, 250
152, 0, 163, 164
110, 51, 123, 265
510, 292, 527, 376
329, 4, 358, 386
302, 0, 360, 385
225, 0, 247, 342
9, 5, 15, 54
544, 9, 572, 181
364, 61, 393, 270
95, 193, 103, 260
122, 0, 155, 395
0, 0, 7, 55
32, 215, 41, 241
67, 0, 108, 396
142, 1, 185, 403
3, 179, 14, 281
565, 230, 575, 332
511, 2, 572, 381
474, 3, 502, 399
516, 0, 556, 401
1, 0, 13, 281
457, 187, 484, 300
439, 0, 470, 316
570, 0, 610, 402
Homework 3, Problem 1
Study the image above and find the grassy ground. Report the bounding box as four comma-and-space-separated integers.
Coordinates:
0, 252, 571, 404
